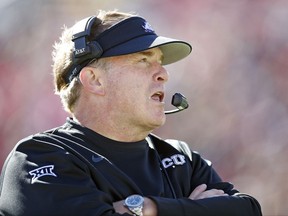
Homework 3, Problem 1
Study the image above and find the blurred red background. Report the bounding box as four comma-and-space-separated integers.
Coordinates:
1, 0, 287, 215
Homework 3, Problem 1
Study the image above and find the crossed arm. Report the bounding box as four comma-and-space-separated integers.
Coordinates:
113, 183, 227, 215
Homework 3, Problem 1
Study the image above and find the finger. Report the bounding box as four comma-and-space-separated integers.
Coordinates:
196, 189, 228, 200
189, 184, 207, 199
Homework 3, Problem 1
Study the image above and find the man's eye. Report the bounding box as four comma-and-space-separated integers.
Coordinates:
140, 58, 148, 62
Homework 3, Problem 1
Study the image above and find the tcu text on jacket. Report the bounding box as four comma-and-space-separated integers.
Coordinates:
161, 154, 186, 168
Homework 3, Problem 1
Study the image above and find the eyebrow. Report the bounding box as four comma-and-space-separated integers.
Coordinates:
138, 50, 164, 62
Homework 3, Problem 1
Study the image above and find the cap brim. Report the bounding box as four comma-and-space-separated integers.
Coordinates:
150, 36, 192, 65
102, 35, 192, 65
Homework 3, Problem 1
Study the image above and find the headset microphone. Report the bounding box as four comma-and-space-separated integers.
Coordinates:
165, 93, 189, 114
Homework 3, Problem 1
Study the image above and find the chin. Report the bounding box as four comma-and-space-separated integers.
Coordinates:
150, 113, 166, 128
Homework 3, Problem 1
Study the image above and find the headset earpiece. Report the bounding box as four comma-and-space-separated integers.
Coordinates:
87, 41, 103, 59
71, 16, 103, 65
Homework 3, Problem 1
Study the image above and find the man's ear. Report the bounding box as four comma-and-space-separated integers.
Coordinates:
78, 66, 105, 95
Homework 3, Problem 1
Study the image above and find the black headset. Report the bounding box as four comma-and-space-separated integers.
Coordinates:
72, 16, 103, 65
65, 16, 104, 83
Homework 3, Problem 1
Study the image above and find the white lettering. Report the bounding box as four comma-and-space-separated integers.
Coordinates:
171, 154, 186, 165
29, 165, 57, 184
161, 154, 186, 169
162, 158, 173, 168
75, 48, 85, 55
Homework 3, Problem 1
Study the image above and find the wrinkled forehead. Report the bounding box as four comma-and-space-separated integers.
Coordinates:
106, 47, 164, 64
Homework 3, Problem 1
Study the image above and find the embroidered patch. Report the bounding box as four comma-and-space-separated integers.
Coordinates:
29, 165, 57, 184
142, 21, 154, 33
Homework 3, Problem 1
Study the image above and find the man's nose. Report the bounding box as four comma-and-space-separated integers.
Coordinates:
153, 65, 169, 82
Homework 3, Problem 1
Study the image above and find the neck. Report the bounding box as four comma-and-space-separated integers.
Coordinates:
73, 107, 152, 142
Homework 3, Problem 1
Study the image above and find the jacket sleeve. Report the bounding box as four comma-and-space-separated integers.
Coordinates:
0, 137, 130, 216
150, 139, 262, 216
150, 194, 262, 216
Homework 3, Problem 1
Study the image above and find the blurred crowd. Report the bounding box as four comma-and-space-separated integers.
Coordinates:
1, 0, 288, 215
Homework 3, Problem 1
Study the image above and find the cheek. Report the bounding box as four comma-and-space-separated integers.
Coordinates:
109, 73, 144, 92
106, 78, 137, 103
105, 68, 149, 104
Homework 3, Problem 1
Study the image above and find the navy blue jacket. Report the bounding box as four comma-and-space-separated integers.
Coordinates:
0, 118, 262, 215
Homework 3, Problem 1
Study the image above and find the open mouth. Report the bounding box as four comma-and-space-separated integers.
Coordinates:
151, 91, 164, 102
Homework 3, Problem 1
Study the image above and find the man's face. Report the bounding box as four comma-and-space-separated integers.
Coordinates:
103, 47, 169, 132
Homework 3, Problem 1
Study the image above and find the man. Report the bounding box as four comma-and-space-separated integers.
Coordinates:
0, 10, 262, 216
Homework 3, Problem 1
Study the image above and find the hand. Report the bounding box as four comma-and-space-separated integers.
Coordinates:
189, 184, 228, 200
113, 197, 157, 216
113, 200, 129, 214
